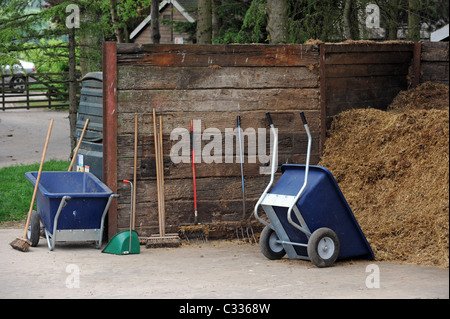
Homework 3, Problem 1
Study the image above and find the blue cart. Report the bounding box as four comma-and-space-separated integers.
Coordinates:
254, 112, 373, 267
25, 171, 117, 251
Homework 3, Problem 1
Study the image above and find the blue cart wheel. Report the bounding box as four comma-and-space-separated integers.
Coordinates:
27, 210, 41, 247
260, 226, 286, 260
307, 228, 340, 268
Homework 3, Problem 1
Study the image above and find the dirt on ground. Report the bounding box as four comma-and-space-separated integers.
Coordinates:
319, 82, 449, 268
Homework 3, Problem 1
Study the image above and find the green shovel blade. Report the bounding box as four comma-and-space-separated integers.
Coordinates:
102, 230, 140, 255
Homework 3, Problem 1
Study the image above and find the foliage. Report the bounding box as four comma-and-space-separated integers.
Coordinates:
288, 0, 345, 43
212, 0, 256, 44
239, 0, 268, 43
0, 0, 152, 74
212, 0, 449, 44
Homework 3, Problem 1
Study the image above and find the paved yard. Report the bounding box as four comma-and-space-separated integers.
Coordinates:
1, 228, 448, 299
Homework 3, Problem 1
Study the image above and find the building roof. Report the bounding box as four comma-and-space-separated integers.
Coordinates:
430, 24, 449, 42
130, 0, 197, 40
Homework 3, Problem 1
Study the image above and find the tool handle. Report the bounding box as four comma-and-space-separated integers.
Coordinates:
68, 118, 89, 171
23, 119, 53, 239
300, 111, 308, 125
265, 112, 273, 126
237, 115, 241, 127
123, 179, 130, 183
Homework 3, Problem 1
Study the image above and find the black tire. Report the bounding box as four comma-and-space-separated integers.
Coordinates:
259, 226, 286, 260
307, 227, 340, 268
27, 210, 41, 247
10, 76, 26, 93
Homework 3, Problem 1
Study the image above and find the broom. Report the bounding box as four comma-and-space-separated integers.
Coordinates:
146, 109, 181, 248
10, 119, 54, 252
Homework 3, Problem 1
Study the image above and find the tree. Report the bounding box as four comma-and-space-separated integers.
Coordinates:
197, 0, 212, 44
109, 0, 125, 42
266, 0, 288, 43
408, 0, 421, 41
151, 0, 161, 43
343, 0, 353, 39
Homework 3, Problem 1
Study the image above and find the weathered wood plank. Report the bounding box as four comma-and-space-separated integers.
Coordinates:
324, 42, 414, 53
421, 62, 449, 84
116, 43, 320, 67
326, 75, 407, 90
325, 63, 409, 78
325, 51, 413, 65
118, 65, 319, 90
117, 88, 320, 113
421, 42, 449, 62
116, 175, 271, 204
116, 110, 322, 135
326, 86, 405, 104
117, 200, 265, 235
116, 136, 321, 180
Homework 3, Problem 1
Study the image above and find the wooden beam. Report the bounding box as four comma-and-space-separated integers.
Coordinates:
319, 43, 327, 150
412, 42, 422, 88
102, 41, 118, 239
116, 44, 320, 67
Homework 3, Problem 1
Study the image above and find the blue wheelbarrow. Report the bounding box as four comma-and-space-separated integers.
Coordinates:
254, 112, 374, 267
25, 171, 117, 251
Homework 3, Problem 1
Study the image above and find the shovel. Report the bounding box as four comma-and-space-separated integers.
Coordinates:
102, 180, 140, 255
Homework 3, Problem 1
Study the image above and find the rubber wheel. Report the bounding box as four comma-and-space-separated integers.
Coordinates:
27, 210, 41, 247
10, 76, 26, 93
307, 228, 340, 268
260, 226, 286, 260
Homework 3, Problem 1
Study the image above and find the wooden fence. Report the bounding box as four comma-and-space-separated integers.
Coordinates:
1, 72, 79, 110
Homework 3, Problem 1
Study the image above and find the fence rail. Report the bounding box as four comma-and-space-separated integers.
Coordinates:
1, 72, 80, 111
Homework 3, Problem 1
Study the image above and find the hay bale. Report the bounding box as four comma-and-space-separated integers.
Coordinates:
319, 83, 449, 268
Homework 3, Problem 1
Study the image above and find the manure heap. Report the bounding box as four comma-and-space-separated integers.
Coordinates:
319, 82, 449, 268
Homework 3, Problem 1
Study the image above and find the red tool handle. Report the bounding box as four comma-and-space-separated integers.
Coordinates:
123, 179, 130, 184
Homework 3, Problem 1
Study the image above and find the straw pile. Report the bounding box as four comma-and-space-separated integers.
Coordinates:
319, 82, 449, 268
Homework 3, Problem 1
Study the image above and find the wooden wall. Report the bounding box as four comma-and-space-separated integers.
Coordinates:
323, 42, 415, 125
420, 42, 449, 85
104, 41, 445, 239
110, 43, 322, 236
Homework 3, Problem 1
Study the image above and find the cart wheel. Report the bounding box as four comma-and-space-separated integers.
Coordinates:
27, 210, 41, 247
260, 226, 286, 260
307, 228, 340, 268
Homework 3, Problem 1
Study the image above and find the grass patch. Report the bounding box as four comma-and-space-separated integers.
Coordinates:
0, 160, 70, 223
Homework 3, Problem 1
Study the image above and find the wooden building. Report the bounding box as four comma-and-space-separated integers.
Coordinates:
130, 0, 197, 44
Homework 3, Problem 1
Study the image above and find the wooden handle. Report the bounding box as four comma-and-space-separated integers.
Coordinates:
159, 115, 165, 236
132, 115, 138, 230
68, 118, 90, 171
152, 108, 163, 236
23, 119, 54, 239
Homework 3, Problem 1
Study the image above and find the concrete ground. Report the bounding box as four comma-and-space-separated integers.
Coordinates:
0, 108, 448, 300
0, 228, 448, 299
0, 108, 71, 168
